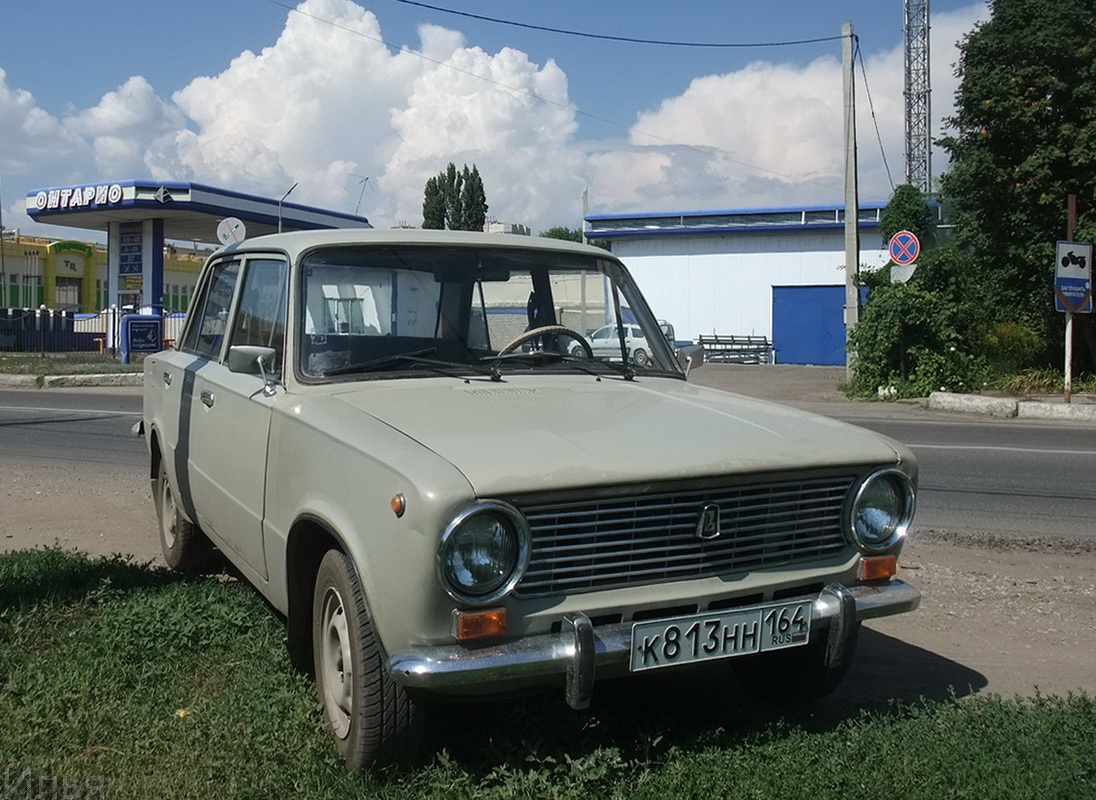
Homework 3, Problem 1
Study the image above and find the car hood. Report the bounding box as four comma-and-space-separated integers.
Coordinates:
327, 376, 906, 496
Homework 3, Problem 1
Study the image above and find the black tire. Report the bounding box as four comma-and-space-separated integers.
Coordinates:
631, 347, 649, 367
154, 464, 211, 571
734, 622, 860, 704
313, 549, 424, 771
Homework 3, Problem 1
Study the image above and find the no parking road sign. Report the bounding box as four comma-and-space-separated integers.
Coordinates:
888, 230, 921, 266
1055, 241, 1092, 314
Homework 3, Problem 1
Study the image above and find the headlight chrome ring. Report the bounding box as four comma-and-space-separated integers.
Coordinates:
437, 501, 531, 605
848, 468, 915, 551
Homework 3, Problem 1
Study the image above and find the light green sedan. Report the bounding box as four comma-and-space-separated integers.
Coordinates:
141, 228, 919, 771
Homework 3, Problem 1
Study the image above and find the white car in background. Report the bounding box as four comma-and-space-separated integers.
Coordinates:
576, 323, 652, 366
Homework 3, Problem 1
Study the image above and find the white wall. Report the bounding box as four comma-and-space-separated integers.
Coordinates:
611, 230, 887, 341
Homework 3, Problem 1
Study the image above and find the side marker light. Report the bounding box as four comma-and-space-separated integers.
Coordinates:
452, 608, 508, 641
858, 555, 898, 582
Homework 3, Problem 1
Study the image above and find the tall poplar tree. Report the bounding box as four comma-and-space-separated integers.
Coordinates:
421, 163, 488, 231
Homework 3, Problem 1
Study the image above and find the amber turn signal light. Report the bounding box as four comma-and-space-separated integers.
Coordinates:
452, 608, 508, 641
858, 554, 898, 582
390, 493, 407, 517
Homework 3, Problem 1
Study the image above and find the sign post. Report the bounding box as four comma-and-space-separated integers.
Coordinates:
120, 313, 162, 365
1054, 240, 1093, 403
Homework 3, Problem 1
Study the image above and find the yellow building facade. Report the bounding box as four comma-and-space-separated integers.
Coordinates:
0, 235, 203, 312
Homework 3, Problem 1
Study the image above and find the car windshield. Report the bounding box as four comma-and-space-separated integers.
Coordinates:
297, 243, 681, 381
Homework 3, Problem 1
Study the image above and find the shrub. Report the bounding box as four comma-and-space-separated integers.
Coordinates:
847, 281, 988, 398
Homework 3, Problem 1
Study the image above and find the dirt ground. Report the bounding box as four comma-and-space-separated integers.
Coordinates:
3, 457, 1094, 705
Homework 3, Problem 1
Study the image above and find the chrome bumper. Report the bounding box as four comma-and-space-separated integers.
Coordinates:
388, 580, 920, 708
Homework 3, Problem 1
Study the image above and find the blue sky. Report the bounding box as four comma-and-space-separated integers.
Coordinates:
0, 0, 988, 238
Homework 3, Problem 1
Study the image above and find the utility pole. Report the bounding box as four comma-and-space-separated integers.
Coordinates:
843, 22, 860, 379
0, 169, 6, 307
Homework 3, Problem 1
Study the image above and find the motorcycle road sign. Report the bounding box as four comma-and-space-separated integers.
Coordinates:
1055, 241, 1093, 314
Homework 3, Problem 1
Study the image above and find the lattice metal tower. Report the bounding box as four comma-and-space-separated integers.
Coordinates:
904, 0, 931, 192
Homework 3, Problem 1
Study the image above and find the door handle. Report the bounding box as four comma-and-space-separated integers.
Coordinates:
200, 389, 215, 408
163, 372, 173, 386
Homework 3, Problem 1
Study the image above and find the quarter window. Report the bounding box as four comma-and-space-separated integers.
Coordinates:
181, 260, 240, 359
228, 258, 289, 373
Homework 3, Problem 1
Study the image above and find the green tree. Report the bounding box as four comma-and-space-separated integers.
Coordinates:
879, 184, 936, 248
538, 226, 610, 250
938, 0, 1096, 333
539, 226, 583, 242
421, 163, 488, 231
422, 175, 445, 229
458, 164, 487, 231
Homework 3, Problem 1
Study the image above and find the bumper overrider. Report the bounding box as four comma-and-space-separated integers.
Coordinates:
389, 580, 920, 709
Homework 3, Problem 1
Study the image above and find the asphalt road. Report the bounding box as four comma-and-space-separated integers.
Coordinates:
2, 378, 1095, 541
837, 412, 1096, 539
0, 388, 145, 468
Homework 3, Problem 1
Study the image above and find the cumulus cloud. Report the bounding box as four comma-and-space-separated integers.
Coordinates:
0, 68, 92, 178
591, 4, 988, 214
1, 0, 988, 237
68, 76, 186, 177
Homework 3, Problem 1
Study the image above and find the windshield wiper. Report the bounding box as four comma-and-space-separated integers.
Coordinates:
319, 347, 490, 377
484, 349, 638, 382
484, 349, 569, 381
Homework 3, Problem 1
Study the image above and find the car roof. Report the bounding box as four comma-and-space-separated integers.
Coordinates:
212, 227, 617, 263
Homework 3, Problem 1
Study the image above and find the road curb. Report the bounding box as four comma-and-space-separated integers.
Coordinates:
42, 373, 143, 388
927, 392, 1018, 417
1017, 401, 1096, 421
0, 373, 142, 389
928, 391, 1096, 422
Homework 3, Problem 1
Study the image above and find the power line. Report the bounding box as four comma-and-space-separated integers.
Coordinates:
390, 0, 844, 49
855, 39, 895, 193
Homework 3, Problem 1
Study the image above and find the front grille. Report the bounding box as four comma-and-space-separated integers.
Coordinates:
513, 475, 855, 596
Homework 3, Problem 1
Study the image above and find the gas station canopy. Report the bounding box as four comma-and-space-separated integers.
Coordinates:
24, 179, 371, 313
25, 179, 370, 243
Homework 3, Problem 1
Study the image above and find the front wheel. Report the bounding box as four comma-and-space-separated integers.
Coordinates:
154, 464, 210, 571
313, 549, 424, 770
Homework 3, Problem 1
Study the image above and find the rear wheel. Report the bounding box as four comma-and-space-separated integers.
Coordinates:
631, 347, 649, 367
313, 549, 424, 770
154, 464, 211, 571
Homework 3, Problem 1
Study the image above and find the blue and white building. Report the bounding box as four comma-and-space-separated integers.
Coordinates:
586, 203, 890, 366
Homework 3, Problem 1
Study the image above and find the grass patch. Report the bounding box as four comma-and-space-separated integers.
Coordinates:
992, 368, 1096, 396
0, 352, 143, 376
2, 548, 1094, 799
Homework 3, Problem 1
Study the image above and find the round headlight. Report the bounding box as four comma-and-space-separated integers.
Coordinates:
849, 469, 914, 550
438, 502, 530, 604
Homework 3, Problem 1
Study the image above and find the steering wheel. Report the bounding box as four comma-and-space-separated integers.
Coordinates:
496, 325, 593, 360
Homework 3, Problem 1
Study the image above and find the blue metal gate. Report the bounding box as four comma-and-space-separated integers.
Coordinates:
771, 285, 846, 366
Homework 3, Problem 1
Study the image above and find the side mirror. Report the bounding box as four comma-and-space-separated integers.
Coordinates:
676, 344, 705, 375
228, 345, 276, 374
228, 345, 280, 396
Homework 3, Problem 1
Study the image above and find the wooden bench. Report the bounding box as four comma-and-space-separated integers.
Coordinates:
696, 334, 774, 364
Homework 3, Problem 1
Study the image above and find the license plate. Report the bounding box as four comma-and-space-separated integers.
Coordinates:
629, 600, 813, 672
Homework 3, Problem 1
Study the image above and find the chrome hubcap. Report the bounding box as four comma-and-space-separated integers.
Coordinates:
319, 587, 353, 739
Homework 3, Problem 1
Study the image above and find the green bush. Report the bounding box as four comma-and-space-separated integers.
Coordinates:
847, 280, 988, 398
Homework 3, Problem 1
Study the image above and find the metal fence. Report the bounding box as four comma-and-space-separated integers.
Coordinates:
0, 308, 187, 354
